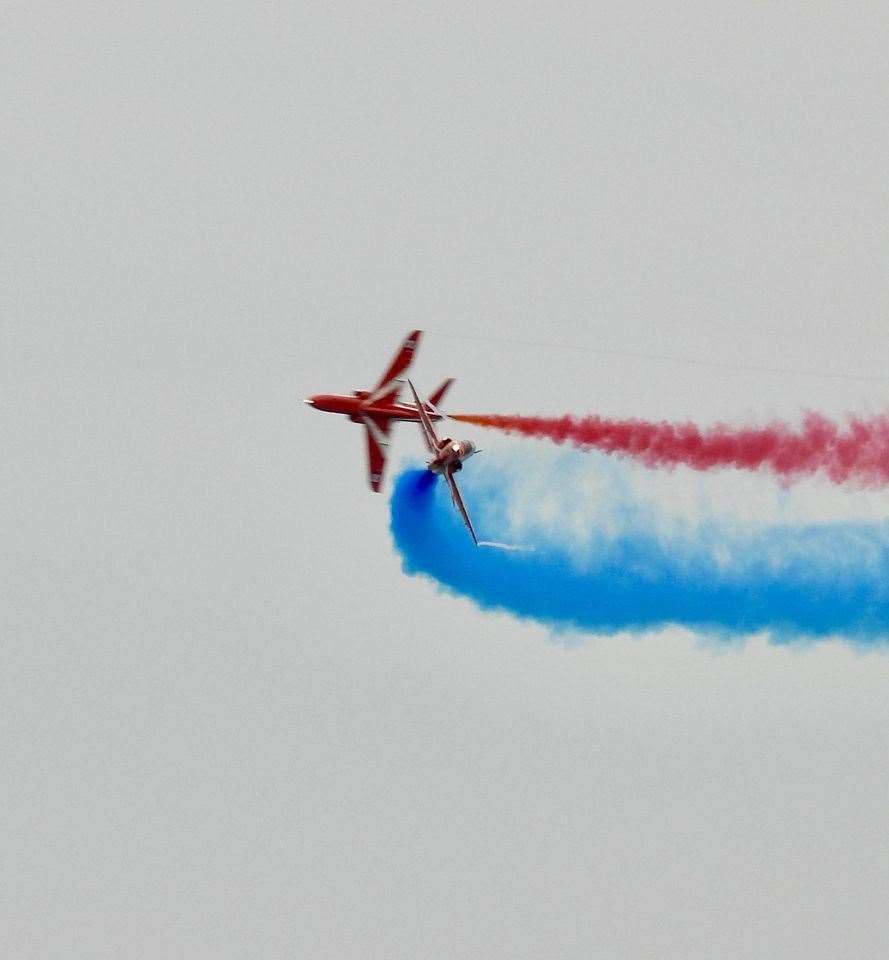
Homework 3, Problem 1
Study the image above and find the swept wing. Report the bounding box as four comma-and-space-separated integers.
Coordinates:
362, 416, 391, 492
445, 468, 478, 545
407, 378, 440, 453
362, 329, 422, 407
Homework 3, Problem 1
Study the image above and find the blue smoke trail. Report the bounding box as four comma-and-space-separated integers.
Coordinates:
389, 467, 889, 643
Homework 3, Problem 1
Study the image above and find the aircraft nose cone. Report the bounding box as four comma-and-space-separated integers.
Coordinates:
303, 397, 316, 407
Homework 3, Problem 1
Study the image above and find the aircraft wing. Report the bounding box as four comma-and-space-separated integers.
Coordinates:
445, 468, 478, 545
364, 329, 422, 406
407, 379, 439, 453
362, 416, 391, 492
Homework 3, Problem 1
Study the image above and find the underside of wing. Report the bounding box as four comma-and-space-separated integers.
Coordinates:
445, 469, 478, 545
363, 417, 391, 492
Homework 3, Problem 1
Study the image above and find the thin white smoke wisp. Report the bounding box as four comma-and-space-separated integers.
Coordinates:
433, 330, 889, 384
477, 540, 535, 552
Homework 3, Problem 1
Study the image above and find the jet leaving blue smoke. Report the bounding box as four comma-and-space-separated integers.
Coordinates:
389, 468, 889, 643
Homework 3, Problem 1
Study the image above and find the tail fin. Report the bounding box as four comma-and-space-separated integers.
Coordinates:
428, 378, 455, 410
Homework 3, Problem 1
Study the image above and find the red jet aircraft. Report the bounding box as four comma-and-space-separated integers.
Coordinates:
304, 330, 453, 492
407, 378, 480, 545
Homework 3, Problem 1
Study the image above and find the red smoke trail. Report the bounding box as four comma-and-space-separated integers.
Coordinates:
450, 411, 889, 486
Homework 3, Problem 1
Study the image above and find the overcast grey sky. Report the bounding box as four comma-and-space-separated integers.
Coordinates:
5, 3, 889, 957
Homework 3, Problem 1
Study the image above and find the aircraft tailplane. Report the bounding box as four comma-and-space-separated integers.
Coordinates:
428, 378, 455, 410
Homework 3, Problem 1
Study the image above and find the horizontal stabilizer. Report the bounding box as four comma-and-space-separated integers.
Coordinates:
428, 378, 454, 410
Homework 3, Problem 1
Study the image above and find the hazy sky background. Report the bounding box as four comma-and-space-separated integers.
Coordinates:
5, 3, 889, 957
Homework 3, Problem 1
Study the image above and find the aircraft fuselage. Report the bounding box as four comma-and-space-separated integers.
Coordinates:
304, 392, 444, 424
427, 439, 477, 474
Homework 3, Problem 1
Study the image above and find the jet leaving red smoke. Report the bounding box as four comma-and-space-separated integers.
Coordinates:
450, 411, 889, 486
